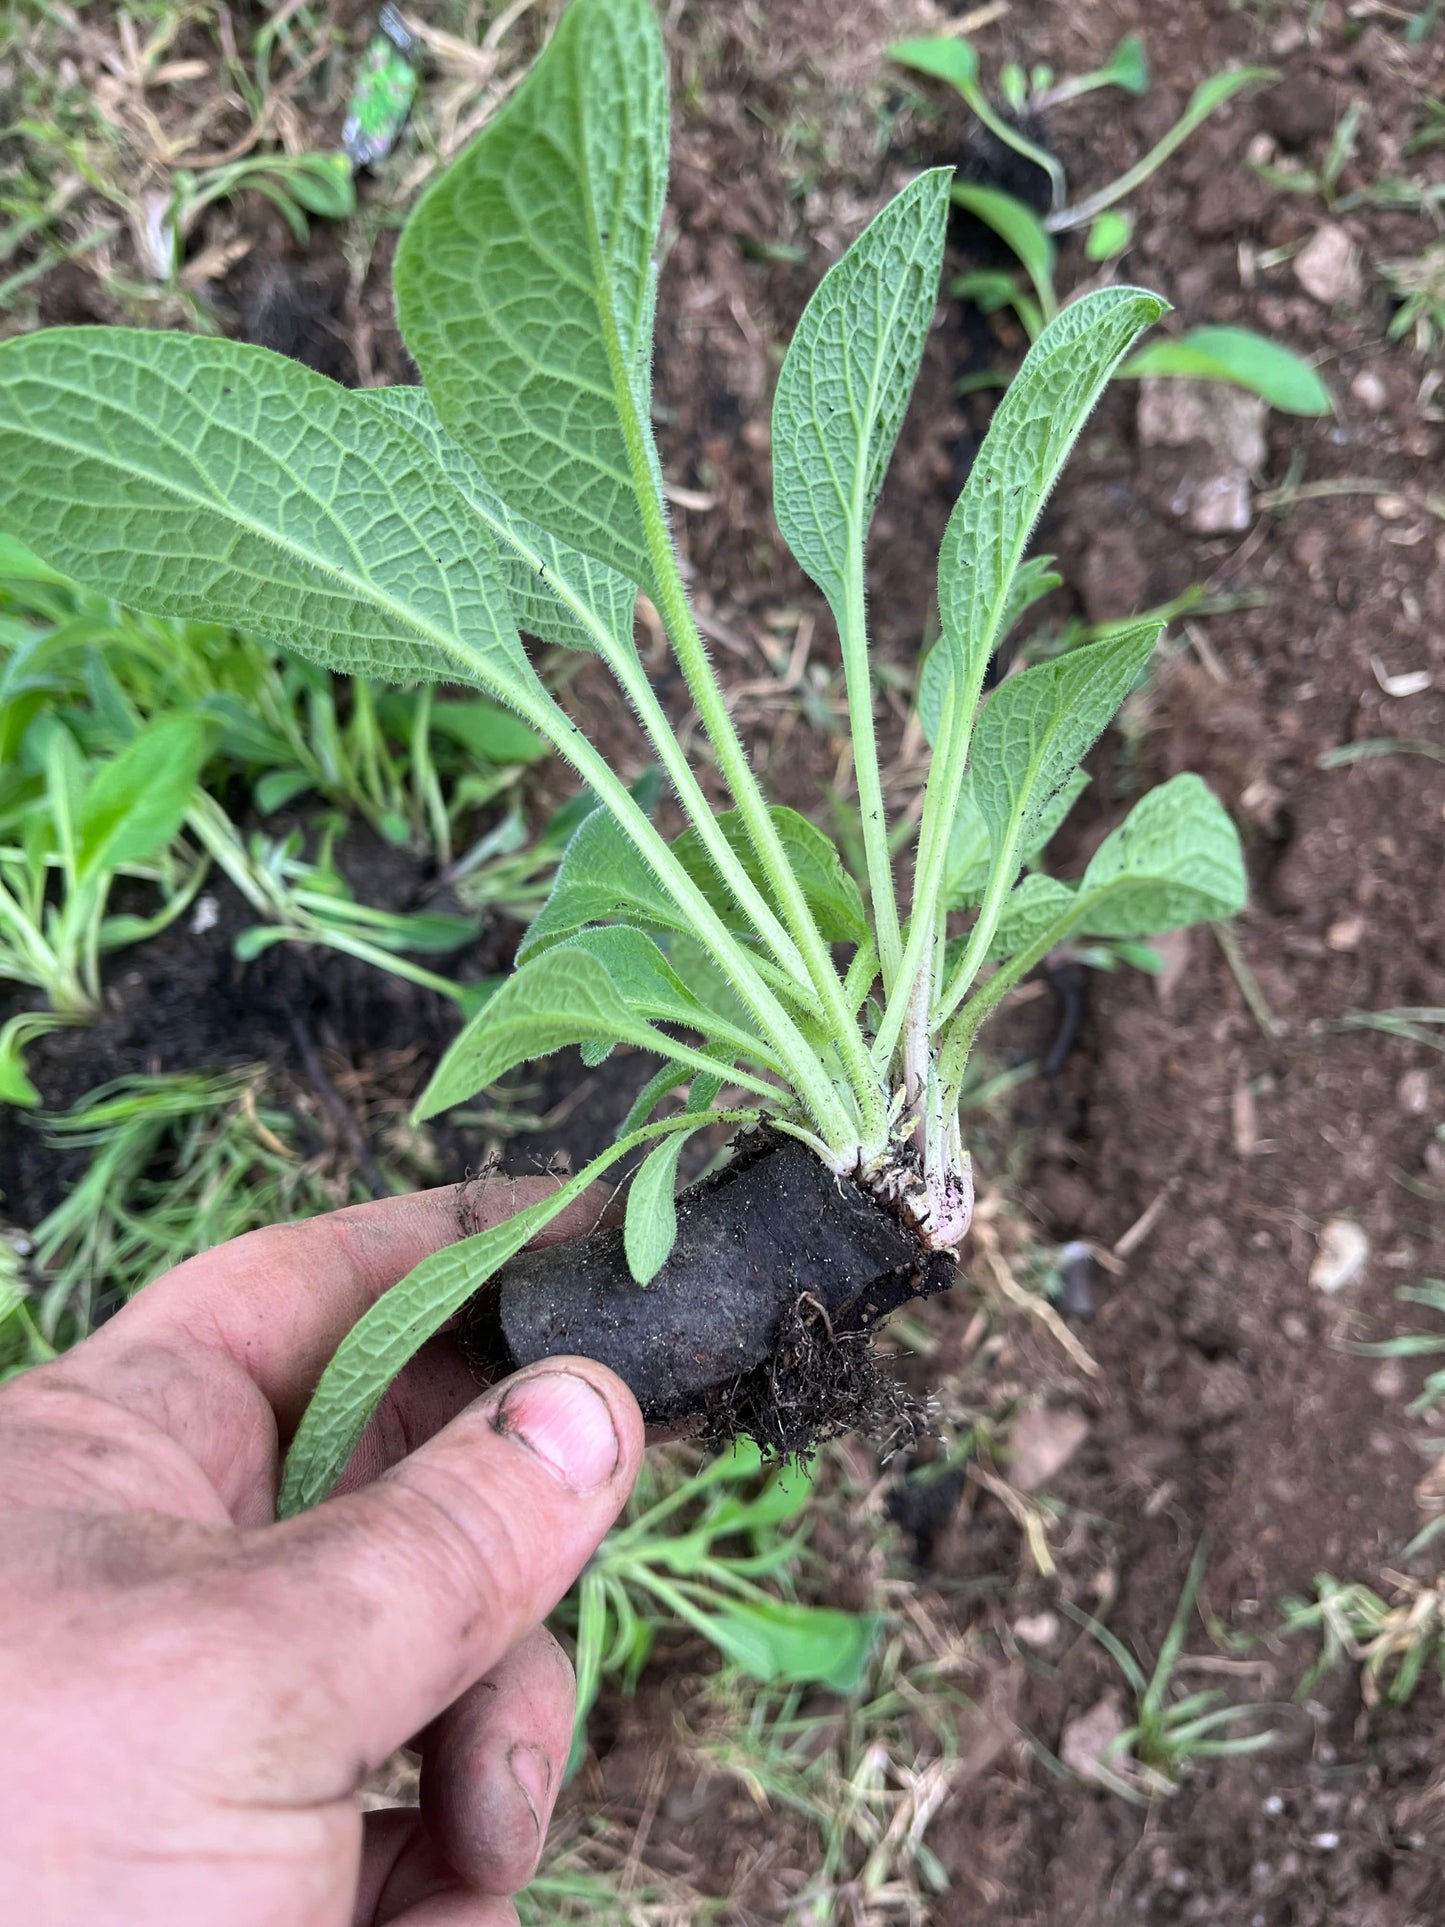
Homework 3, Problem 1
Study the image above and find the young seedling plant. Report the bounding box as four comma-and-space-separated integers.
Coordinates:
0, 0, 1246, 1515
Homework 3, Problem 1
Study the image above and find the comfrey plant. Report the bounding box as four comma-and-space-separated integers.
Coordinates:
0, 0, 1245, 1511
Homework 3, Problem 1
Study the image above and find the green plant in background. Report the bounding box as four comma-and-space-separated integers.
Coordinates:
0, 536, 573, 1095
0, 1067, 370, 1357
0, 0, 1248, 1518
1351, 1280, 1445, 1420
893, 32, 1330, 416
1281, 1571, 1445, 1708
890, 32, 1271, 241
0, 709, 208, 1014
565, 1440, 876, 1762
1063, 1543, 1277, 1801
1380, 240, 1445, 357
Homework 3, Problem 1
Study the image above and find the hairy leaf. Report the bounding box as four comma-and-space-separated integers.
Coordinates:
623, 1056, 724, 1287
562, 926, 778, 1066
918, 553, 1061, 748
969, 620, 1161, 872
772, 169, 951, 619
0, 330, 534, 696
985, 872, 1075, 960
936, 290, 1164, 706
518, 804, 687, 960
1076, 773, 1246, 935
671, 806, 869, 946
395, 0, 668, 585
624, 1130, 691, 1285
946, 766, 1087, 908
415, 945, 774, 1120
371, 385, 640, 655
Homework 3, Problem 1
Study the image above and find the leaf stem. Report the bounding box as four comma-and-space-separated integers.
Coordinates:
514, 683, 860, 1148
840, 546, 903, 993
938, 895, 1082, 1098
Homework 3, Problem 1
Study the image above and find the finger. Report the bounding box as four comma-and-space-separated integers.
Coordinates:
114, 1178, 609, 1433
355, 1813, 518, 1927
355, 1628, 574, 1923
420, 1625, 575, 1895
217, 1358, 641, 1798
28, 1180, 610, 1516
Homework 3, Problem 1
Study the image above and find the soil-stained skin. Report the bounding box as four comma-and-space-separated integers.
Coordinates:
465, 1134, 951, 1439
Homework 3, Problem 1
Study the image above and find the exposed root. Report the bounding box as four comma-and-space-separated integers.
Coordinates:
700, 1292, 934, 1463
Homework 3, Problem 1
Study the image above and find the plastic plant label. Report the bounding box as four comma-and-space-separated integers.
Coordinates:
343, 5, 419, 168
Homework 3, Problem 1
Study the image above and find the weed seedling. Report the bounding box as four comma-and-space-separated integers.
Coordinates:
564, 1439, 876, 1762
0, 0, 1247, 1513
1280, 1570, 1445, 1708
1064, 1543, 1276, 1801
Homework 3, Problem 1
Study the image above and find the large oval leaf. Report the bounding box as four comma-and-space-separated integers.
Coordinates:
0, 329, 533, 699
395, 0, 668, 586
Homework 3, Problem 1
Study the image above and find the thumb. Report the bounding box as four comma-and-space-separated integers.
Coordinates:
220, 1357, 643, 1792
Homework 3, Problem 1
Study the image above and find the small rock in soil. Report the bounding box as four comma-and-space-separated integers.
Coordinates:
1013, 1609, 1061, 1651
1310, 1219, 1369, 1295
1350, 367, 1389, 412
1137, 380, 1268, 533
1293, 224, 1363, 307
1370, 1358, 1407, 1402
1397, 1070, 1431, 1116
1007, 1406, 1090, 1493
1060, 1695, 1128, 1787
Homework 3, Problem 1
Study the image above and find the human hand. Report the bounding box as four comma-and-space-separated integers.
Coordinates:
0, 1181, 643, 1927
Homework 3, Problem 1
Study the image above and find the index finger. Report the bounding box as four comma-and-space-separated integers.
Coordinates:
53, 1178, 609, 1506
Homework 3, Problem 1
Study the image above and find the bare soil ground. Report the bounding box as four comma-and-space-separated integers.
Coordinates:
4, 0, 1445, 1919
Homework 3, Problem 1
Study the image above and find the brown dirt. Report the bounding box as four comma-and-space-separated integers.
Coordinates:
6, 0, 1445, 1919
551, 1, 1445, 1920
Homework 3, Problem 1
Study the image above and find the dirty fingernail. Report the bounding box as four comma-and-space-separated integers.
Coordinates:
506, 1741, 553, 1844
495, 1370, 620, 1490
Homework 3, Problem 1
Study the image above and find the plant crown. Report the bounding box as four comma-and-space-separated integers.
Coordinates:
0, 0, 1246, 1511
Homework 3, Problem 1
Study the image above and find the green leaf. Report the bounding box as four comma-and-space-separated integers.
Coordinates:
624, 1130, 689, 1285
0, 330, 534, 698
428, 699, 546, 765
1047, 69, 1275, 233
888, 35, 979, 90
1102, 33, 1149, 95
414, 944, 772, 1120
946, 766, 1087, 908
0, 533, 68, 584
518, 804, 687, 961
936, 289, 1165, 707
703, 1598, 879, 1693
394, 0, 668, 586
772, 169, 951, 619
562, 926, 777, 1065
969, 620, 1161, 871
671, 806, 870, 946
0, 1012, 63, 1107
622, 1057, 725, 1284
986, 872, 1075, 960
918, 554, 1061, 748
370, 385, 640, 656
1076, 773, 1247, 935
1085, 209, 1134, 261
76, 714, 207, 880
1121, 326, 1331, 416
949, 184, 1057, 322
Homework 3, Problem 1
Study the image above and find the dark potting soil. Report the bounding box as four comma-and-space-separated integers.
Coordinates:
467, 1131, 950, 1447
